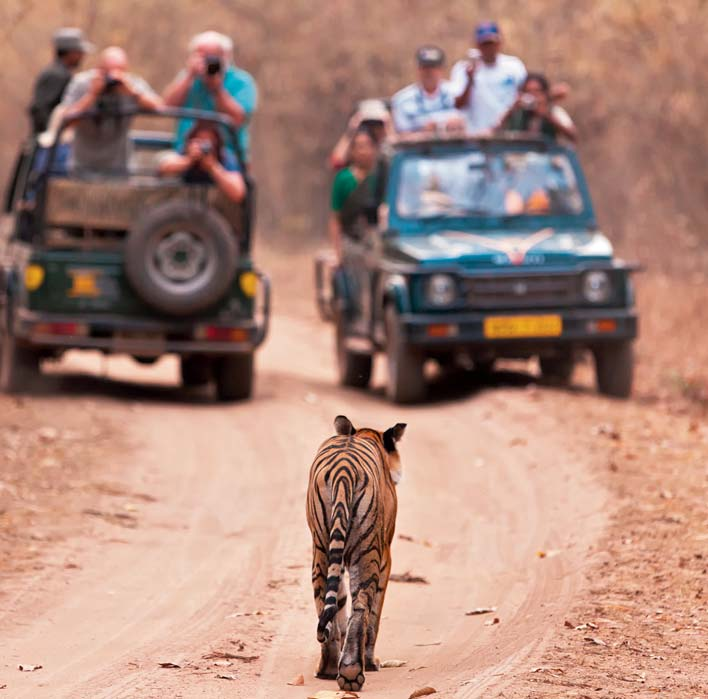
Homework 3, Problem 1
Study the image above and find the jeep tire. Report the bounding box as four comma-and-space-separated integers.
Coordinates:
126, 200, 238, 317
180, 355, 212, 387
593, 341, 633, 398
540, 354, 575, 386
215, 353, 254, 401
0, 312, 39, 394
384, 305, 426, 404
335, 317, 372, 388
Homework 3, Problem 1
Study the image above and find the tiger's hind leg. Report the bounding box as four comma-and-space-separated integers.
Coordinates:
338, 567, 375, 691
365, 551, 391, 671
312, 547, 344, 679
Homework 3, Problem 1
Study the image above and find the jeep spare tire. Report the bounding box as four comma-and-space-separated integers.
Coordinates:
125, 200, 237, 316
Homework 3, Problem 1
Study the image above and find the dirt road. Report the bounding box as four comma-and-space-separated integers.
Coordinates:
1, 280, 611, 698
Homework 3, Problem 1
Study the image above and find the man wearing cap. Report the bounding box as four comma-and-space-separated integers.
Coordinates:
450, 21, 527, 133
28, 28, 93, 135
391, 46, 463, 134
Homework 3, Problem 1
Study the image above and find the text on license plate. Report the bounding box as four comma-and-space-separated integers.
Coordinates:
483, 314, 563, 339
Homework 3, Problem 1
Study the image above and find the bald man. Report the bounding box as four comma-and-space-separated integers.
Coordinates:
61, 46, 162, 174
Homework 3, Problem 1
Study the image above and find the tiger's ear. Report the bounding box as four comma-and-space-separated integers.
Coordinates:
383, 423, 407, 452
334, 415, 356, 435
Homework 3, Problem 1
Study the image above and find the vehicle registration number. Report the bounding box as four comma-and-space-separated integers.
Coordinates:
483, 314, 563, 339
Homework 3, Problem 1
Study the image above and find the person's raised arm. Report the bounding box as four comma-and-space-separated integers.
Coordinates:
547, 106, 577, 143
453, 60, 476, 109
63, 71, 104, 122
158, 152, 192, 176
163, 53, 203, 106
213, 88, 246, 126
329, 112, 362, 170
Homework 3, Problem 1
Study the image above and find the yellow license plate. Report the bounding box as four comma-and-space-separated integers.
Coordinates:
484, 314, 563, 339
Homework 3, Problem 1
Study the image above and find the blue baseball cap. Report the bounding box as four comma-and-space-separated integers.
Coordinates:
475, 21, 501, 43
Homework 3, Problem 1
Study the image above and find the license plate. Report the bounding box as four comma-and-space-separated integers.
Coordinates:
484, 314, 563, 339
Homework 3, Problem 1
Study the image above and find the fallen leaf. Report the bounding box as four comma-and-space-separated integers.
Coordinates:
216, 673, 237, 680
536, 550, 547, 558
308, 692, 359, 699
414, 641, 441, 646
530, 667, 565, 676
398, 534, 415, 542
18, 664, 42, 672
574, 622, 598, 631
380, 659, 407, 668
409, 688, 436, 698
584, 636, 607, 646
484, 617, 500, 626
465, 606, 497, 616
212, 660, 232, 667
390, 571, 429, 584
287, 673, 304, 685
564, 620, 574, 628
158, 661, 181, 668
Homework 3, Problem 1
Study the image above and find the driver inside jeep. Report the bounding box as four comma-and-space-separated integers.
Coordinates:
157, 121, 246, 203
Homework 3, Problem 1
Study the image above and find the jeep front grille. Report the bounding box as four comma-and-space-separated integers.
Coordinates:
465, 274, 579, 309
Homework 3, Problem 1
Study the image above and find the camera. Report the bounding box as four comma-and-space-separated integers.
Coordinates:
205, 55, 222, 75
519, 93, 537, 110
104, 74, 122, 92
199, 141, 213, 156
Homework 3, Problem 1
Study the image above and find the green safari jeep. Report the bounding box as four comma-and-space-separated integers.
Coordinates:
0, 108, 270, 400
315, 134, 639, 403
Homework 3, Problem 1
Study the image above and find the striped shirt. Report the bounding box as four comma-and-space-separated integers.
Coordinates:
391, 81, 459, 133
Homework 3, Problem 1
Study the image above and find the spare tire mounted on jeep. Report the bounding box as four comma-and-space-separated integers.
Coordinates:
125, 200, 237, 317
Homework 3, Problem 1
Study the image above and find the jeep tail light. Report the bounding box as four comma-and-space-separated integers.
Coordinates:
32, 322, 89, 337
195, 326, 249, 342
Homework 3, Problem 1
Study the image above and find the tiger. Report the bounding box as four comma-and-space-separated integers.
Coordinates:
306, 414, 406, 692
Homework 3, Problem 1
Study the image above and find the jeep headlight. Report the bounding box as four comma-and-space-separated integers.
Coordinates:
583, 270, 611, 303
425, 274, 457, 307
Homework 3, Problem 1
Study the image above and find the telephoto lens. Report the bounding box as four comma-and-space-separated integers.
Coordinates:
205, 55, 222, 75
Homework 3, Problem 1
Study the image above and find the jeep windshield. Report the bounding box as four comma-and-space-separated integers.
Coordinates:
394, 147, 585, 222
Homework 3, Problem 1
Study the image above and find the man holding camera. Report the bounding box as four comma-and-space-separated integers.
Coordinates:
61, 46, 162, 174
158, 121, 246, 203
450, 21, 526, 134
163, 31, 257, 163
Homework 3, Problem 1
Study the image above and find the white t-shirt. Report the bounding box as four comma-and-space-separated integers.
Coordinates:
391, 80, 459, 133
450, 53, 527, 133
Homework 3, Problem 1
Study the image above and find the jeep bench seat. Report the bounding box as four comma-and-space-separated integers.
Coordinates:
43, 177, 242, 236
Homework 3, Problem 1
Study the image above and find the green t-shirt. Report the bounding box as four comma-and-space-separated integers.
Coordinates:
331, 167, 375, 212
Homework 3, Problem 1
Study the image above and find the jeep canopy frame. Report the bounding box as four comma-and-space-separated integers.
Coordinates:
25, 107, 256, 255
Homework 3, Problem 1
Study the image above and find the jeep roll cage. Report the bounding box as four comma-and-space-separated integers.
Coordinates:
22, 106, 256, 255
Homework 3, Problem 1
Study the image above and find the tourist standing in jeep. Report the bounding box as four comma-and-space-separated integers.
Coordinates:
28, 28, 94, 135
163, 31, 257, 163
61, 46, 163, 174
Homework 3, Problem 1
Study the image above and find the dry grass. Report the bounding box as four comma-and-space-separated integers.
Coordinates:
1, 0, 706, 269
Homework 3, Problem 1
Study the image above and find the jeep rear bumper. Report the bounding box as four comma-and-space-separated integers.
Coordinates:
399, 306, 637, 351
12, 275, 271, 357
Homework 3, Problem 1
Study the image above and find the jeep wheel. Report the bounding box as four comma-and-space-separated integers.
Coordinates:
540, 355, 574, 386
0, 319, 39, 394
180, 355, 212, 387
385, 305, 426, 404
215, 353, 254, 401
593, 341, 633, 398
126, 200, 238, 317
335, 318, 372, 388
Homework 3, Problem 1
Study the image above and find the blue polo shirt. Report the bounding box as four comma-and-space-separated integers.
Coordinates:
175, 65, 257, 161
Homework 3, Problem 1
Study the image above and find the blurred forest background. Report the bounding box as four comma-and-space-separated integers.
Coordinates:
1, 0, 707, 276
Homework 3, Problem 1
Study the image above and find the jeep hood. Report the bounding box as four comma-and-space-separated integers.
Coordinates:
386, 229, 614, 268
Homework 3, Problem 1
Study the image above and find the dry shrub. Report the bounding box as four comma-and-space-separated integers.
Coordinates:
0, 0, 706, 273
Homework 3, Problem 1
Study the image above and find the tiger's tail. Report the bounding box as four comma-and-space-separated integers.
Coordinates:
316, 465, 352, 643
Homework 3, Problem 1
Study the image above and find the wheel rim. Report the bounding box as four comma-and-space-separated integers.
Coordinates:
147, 228, 217, 295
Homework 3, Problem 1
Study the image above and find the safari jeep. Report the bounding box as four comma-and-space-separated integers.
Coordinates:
315, 134, 638, 403
0, 108, 269, 400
